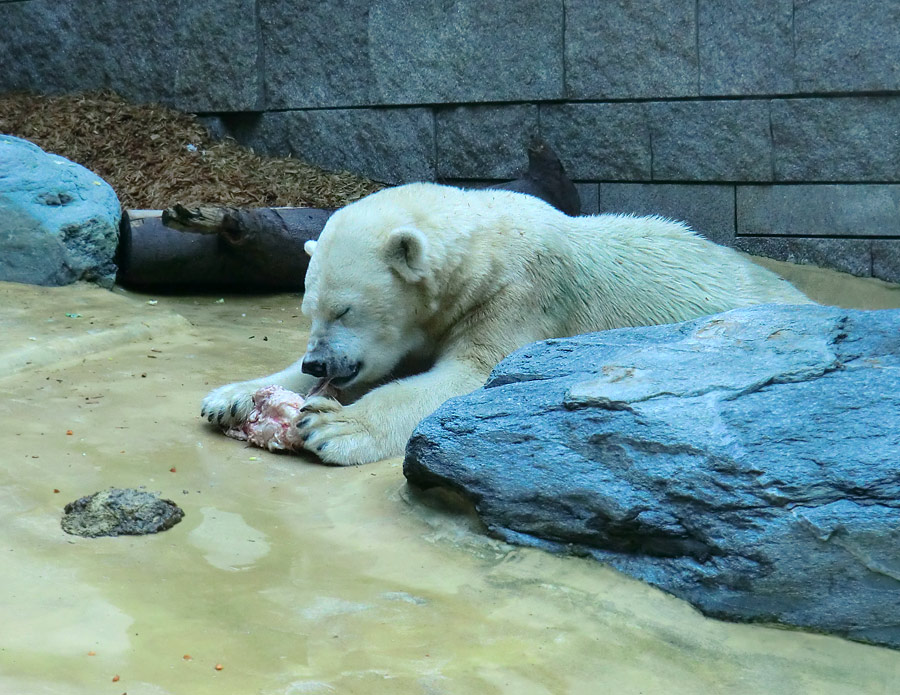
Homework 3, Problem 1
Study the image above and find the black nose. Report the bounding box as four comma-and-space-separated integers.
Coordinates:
301, 358, 328, 378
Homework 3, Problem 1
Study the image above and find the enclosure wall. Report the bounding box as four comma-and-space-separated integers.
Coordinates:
2, 0, 899, 281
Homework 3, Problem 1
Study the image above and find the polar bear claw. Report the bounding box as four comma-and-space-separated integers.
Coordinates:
201, 380, 260, 427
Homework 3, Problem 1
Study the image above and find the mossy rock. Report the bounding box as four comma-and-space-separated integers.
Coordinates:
62, 488, 184, 538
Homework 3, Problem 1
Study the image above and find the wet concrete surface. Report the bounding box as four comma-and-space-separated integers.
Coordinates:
1, 263, 899, 694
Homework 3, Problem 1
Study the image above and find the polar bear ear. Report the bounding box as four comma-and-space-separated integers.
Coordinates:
304, 240, 317, 257
384, 227, 429, 283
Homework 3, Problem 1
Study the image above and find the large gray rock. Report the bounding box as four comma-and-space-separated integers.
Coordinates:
405, 304, 900, 649
0, 136, 121, 287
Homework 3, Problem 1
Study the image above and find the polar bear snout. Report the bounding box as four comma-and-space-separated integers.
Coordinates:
301, 350, 362, 386
300, 355, 328, 378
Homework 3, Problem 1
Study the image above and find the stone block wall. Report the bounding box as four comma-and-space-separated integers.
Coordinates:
2, 0, 899, 281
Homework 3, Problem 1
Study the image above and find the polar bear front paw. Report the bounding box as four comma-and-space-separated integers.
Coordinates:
201, 380, 261, 427
294, 397, 383, 466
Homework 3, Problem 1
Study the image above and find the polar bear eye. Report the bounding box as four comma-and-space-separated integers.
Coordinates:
334, 307, 351, 321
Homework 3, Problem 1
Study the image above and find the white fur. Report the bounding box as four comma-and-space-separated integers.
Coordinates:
202, 183, 810, 464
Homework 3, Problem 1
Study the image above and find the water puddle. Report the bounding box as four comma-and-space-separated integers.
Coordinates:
188, 507, 271, 571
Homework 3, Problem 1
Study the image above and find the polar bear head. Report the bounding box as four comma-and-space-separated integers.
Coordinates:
299, 188, 438, 390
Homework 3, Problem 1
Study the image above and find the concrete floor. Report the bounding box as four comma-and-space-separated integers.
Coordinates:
1, 263, 899, 694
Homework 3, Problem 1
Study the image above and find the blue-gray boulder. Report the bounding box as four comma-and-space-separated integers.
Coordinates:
0, 135, 121, 287
404, 304, 900, 649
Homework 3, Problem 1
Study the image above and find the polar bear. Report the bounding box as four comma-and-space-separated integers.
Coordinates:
202, 183, 810, 465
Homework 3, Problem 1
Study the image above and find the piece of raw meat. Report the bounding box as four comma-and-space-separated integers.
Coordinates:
224, 385, 309, 452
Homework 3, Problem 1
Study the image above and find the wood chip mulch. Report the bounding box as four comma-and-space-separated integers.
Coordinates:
0, 90, 383, 210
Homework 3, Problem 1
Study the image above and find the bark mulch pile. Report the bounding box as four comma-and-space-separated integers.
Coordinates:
0, 90, 383, 210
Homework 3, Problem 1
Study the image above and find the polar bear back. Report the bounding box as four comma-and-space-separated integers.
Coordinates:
554, 211, 811, 333
317, 183, 810, 362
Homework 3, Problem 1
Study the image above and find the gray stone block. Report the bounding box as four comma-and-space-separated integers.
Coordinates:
872, 242, 900, 285
795, 0, 900, 92
433, 139, 584, 216
735, 237, 872, 278
738, 185, 900, 238
772, 98, 900, 182
540, 103, 651, 180
0, 0, 259, 111
437, 180, 500, 189
197, 116, 230, 141
229, 108, 435, 185
698, 0, 793, 95
437, 180, 583, 217
262, 0, 563, 109
0, 135, 121, 287
259, 0, 370, 109
436, 105, 539, 180
0, 1, 75, 94
575, 184, 598, 215
598, 184, 735, 246
650, 101, 772, 182
565, 0, 697, 99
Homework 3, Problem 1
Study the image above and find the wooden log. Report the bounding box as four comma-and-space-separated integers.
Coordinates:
115, 139, 579, 291
117, 207, 332, 290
